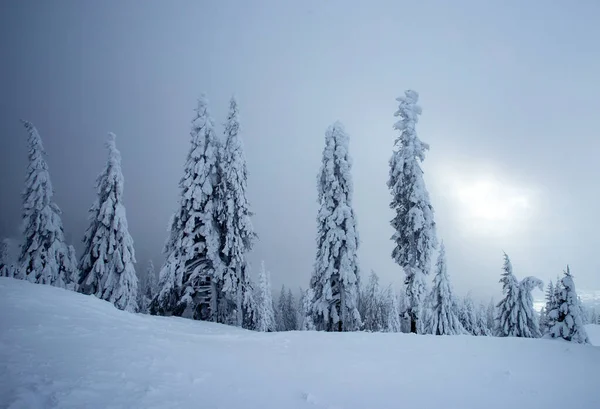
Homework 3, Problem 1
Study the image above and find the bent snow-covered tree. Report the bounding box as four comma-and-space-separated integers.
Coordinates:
516, 276, 544, 338
256, 261, 276, 332
152, 95, 222, 321
547, 266, 589, 343
78, 133, 138, 312
216, 96, 256, 326
424, 243, 463, 335
388, 90, 437, 333
18, 121, 78, 289
495, 254, 542, 338
309, 121, 361, 332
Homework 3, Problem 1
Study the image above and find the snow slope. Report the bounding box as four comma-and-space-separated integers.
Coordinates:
1, 278, 599, 409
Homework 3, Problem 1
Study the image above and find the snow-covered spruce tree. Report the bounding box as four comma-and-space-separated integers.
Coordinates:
145, 259, 157, 306
486, 298, 496, 332
309, 121, 361, 332
362, 271, 385, 332
384, 287, 402, 332
276, 285, 287, 331
277, 285, 298, 331
547, 266, 589, 343
476, 302, 492, 336
241, 271, 258, 330
495, 253, 520, 337
216, 96, 256, 326
256, 261, 276, 332
300, 288, 316, 330
424, 243, 463, 335
0, 239, 14, 278
18, 121, 79, 289
539, 281, 554, 331
286, 288, 298, 330
516, 276, 544, 338
78, 133, 138, 312
137, 260, 156, 313
151, 95, 222, 320
458, 295, 478, 335
388, 90, 437, 334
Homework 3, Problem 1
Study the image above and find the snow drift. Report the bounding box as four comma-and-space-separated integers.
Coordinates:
1, 277, 599, 409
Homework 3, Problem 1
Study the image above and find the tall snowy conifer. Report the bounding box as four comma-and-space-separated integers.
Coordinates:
216, 96, 256, 326
78, 133, 138, 312
424, 243, 463, 335
495, 253, 519, 336
256, 261, 276, 332
309, 121, 361, 332
152, 95, 222, 320
547, 266, 589, 343
18, 121, 78, 289
388, 90, 437, 333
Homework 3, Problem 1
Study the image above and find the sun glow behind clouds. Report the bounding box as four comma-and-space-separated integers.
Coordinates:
437, 168, 537, 237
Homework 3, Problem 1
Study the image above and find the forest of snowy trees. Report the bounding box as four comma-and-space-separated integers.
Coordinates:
1, 91, 597, 344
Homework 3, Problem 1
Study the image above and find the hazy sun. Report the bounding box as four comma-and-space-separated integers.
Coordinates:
457, 180, 530, 222
451, 176, 534, 236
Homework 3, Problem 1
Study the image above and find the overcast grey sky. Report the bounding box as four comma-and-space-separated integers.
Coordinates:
1, 0, 599, 301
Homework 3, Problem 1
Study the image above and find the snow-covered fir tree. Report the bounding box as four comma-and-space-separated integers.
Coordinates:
458, 295, 478, 335
277, 285, 298, 331
516, 276, 544, 338
0, 239, 15, 278
241, 272, 257, 330
384, 287, 402, 332
216, 96, 256, 326
423, 243, 463, 335
78, 132, 138, 312
138, 260, 156, 313
18, 121, 78, 289
309, 121, 361, 332
539, 281, 554, 331
152, 95, 222, 321
300, 288, 316, 330
547, 266, 589, 343
476, 302, 492, 336
486, 298, 496, 332
255, 261, 276, 332
145, 259, 158, 304
388, 90, 437, 333
495, 253, 520, 337
362, 271, 386, 332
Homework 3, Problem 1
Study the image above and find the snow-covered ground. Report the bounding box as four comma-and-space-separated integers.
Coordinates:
1, 277, 599, 409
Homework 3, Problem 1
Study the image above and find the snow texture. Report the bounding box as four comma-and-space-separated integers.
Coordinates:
17, 121, 79, 290
388, 90, 437, 333
310, 121, 361, 332
78, 132, 138, 312
1, 277, 599, 409
152, 94, 223, 321
423, 243, 464, 335
547, 266, 589, 343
